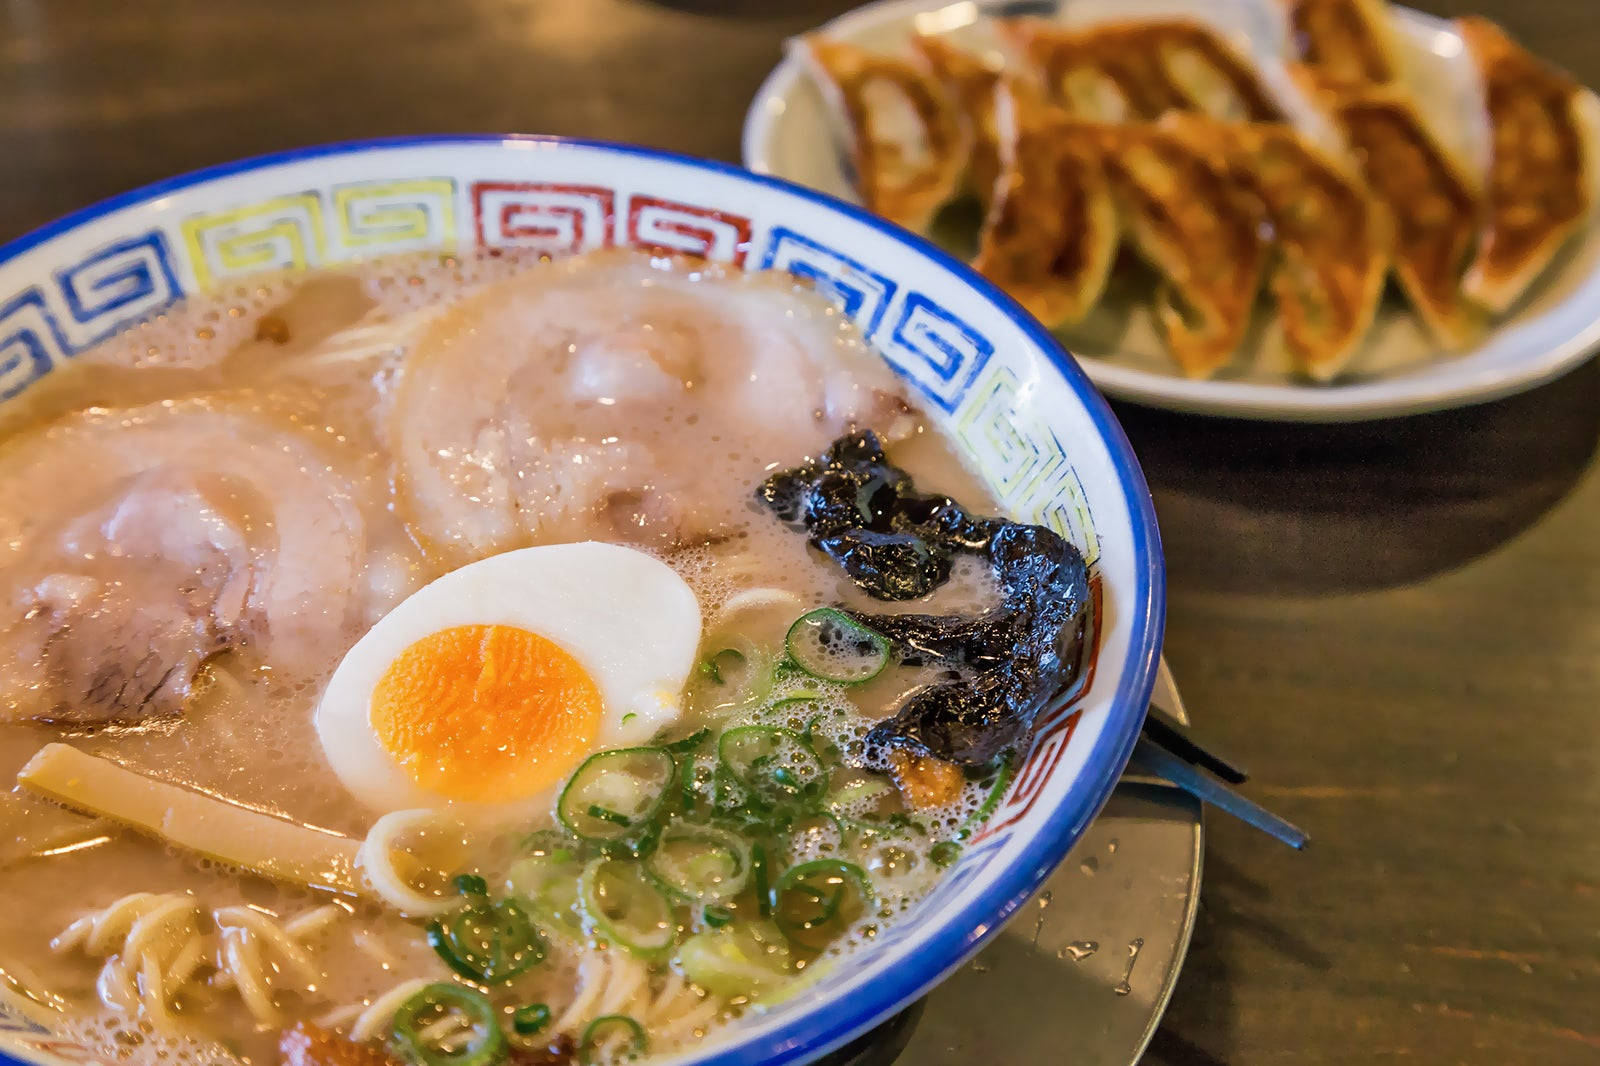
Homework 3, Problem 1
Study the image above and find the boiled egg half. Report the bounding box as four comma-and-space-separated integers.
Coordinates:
315, 542, 701, 814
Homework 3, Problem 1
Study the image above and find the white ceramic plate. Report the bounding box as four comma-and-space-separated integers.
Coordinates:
742, 0, 1600, 422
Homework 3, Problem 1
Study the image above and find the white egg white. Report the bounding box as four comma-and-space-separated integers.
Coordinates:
315, 541, 701, 815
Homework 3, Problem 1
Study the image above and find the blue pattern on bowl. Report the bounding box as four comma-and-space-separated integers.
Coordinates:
0, 135, 1164, 1066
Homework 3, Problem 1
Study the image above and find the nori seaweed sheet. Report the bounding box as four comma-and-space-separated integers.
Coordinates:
755, 430, 1092, 767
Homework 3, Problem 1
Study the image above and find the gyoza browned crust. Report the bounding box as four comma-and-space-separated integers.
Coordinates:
1005, 17, 1284, 123
1096, 120, 1269, 378
1286, 0, 1402, 88
799, 35, 968, 232
1192, 119, 1393, 379
972, 79, 1118, 329
1327, 86, 1485, 346
1458, 16, 1595, 312
911, 34, 1008, 203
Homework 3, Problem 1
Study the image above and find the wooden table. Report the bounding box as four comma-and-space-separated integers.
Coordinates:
2, 2, 1595, 1063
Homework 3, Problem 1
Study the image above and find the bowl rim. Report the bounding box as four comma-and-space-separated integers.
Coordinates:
0, 134, 1166, 1066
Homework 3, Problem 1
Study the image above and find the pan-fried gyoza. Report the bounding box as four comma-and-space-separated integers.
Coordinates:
800, 0, 1599, 381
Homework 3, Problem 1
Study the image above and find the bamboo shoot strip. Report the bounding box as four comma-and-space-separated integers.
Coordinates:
18, 743, 364, 896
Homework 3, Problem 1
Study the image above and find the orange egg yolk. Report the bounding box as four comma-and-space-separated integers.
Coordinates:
369, 624, 603, 803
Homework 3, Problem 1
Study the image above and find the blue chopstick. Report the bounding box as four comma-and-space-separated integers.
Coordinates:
1129, 735, 1309, 850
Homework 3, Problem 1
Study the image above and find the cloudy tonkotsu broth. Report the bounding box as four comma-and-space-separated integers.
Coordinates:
0, 248, 1025, 1066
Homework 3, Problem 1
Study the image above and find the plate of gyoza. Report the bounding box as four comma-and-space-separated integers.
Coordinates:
743, 0, 1600, 420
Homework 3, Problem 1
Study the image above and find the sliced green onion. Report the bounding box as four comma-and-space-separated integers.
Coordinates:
692, 634, 775, 714
512, 1003, 551, 1036
827, 777, 920, 838
771, 696, 827, 721
578, 858, 676, 959
700, 648, 739, 685
771, 667, 841, 710
957, 752, 1014, 841
678, 755, 700, 815
521, 828, 575, 863
390, 983, 505, 1066
506, 854, 585, 940
827, 778, 895, 811
710, 764, 746, 815
930, 841, 961, 867
771, 688, 834, 715
644, 823, 750, 903
791, 707, 840, 760
579, 1014, 647, 1064
558, 748, 675, 842
771, 859, 873, 951
718, 726, 828, 805
785, 609, 889, 684
587, 805, 633, 827
793, 809, 848, 849
426, 897, 547, 983
660, 727, 711, 754
702, 904, 734, 928
452, 873, 488, 897
610, 818, 662, 862
675, 922, 792, 998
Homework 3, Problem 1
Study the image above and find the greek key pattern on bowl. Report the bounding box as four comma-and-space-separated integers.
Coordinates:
182, 179, 458, 289
332, 178, 457, 254
182, 192, 327, 289
0, 231, 183, 399
955, 364, 1101, 567
627, 195, 751, 265
472, 181, 616, 255
885, 291, 995, 414
757, 225, 897, 336
975, 710, 1086, 845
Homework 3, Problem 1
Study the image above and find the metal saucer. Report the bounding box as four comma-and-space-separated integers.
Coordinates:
829, 659, 1204, 1065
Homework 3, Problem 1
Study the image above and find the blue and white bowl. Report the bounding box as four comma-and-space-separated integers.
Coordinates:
0, 136, 1164, 1066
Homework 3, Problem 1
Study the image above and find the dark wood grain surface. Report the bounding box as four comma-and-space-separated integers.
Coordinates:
2, 1, 1596, 1063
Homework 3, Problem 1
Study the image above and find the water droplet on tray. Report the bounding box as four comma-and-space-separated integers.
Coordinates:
1059, 939, 1099, 962
1113, 937, 1145, 996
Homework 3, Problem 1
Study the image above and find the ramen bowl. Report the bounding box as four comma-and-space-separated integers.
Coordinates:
0, 136, 1163, 1066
